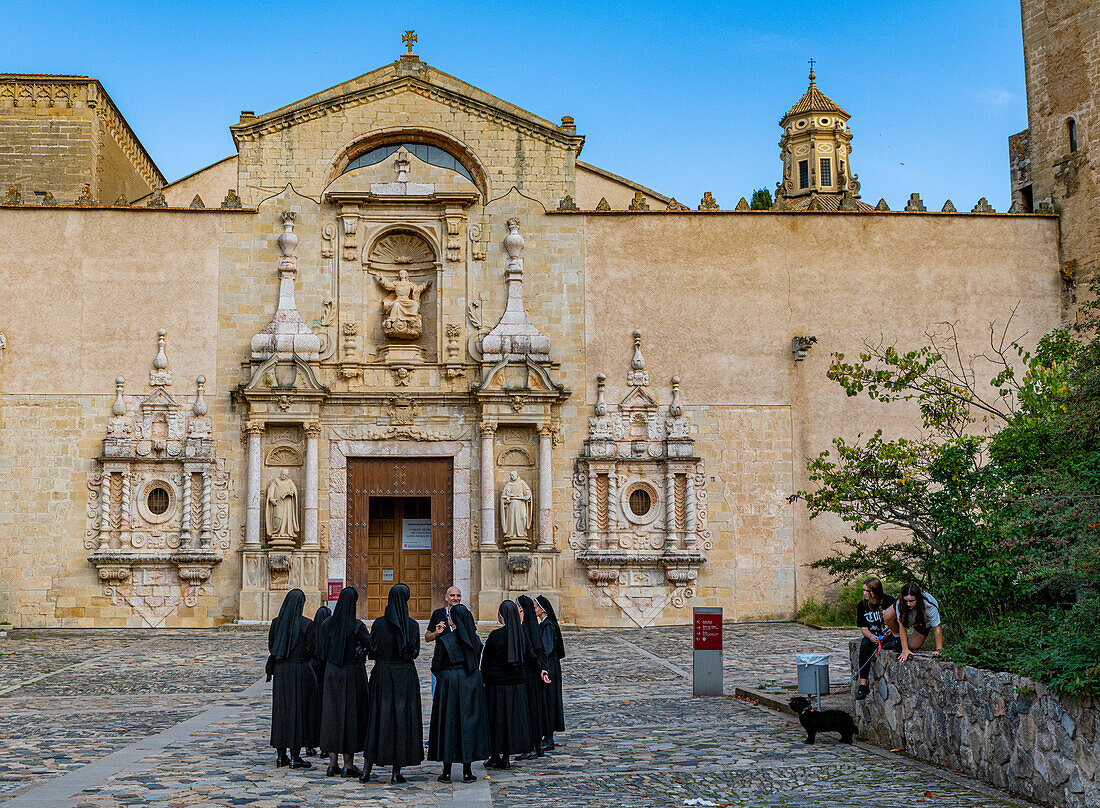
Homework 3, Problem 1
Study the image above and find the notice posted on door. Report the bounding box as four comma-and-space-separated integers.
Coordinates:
402, 518, 432, 550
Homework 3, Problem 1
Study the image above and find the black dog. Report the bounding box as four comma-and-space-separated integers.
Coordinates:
788, 696, 857, 744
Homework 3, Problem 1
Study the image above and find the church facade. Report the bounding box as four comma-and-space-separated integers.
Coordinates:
0, 35, 1074, 628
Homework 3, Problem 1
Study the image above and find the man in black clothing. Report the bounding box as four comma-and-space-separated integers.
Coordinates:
426, 586, 462, 643
426, 586, 462, 696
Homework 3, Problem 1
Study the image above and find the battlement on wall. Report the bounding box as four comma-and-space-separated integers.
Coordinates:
0, 74, 164, 206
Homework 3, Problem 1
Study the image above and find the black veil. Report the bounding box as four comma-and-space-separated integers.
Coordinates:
307, 604, 331, 659
322, 586, 359, 665
449, 603, 482, 673
517, 595, 547, 657
498, 599, 524, 664
270, 588, 306, 659
536, 594, 565, 660
384, 583, 415, 657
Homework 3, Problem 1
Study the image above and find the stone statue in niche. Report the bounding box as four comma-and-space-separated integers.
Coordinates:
370, 269, 432, 340
500, 471, 532, 547
265, 470, 299, 546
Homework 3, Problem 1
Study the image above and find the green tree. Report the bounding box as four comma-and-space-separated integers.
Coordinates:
795, 288, 1100, 696
794, 315, 1061, 620
750, 188, 773, 210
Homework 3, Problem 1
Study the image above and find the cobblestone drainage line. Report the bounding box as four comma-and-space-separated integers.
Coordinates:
617, 638, 691, 679
0, 637, 163, 697
1, 678, 268, 808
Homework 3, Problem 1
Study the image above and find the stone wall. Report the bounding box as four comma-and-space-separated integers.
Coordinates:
583, 212, 1062, 607
0, 76, 162, 204
850, 641, 1100, 808
1020, 0, 1100, 296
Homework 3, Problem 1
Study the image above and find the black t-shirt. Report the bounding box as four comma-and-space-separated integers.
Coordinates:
857, 600, 888, 637
427, 606, 451, 638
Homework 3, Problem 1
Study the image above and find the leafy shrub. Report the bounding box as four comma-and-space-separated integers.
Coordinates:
797, 577, 903, 626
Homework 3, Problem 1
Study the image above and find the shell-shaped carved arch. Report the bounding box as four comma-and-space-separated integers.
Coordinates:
265, 445, 304, 467
497, 447, 534, 467
368, 231, 436, 267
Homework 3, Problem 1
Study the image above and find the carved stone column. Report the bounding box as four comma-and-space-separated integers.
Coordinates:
607, 467, 618, 532
180, 470, 192, 548
537, 425, 553, 550
665, 468, 677, 549
685, 472, 697, 550
303, 422, 321, 548
244, 422, 263, 549
200, 469, 212, 548
119, 469, 131, 549
97, 469, 112, 551
586, 470, 599, 552
480, 421, 496, 549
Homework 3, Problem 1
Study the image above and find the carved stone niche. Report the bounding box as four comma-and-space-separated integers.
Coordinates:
570, 333, 711, 628
365, 228, 439, 364
496, 426, 538, 551
87, 333, 229, 627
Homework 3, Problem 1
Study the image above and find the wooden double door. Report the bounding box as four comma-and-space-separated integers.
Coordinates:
346, 458, 453, 620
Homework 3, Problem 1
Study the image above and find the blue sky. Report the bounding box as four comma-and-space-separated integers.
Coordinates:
3, 0, 1026, 210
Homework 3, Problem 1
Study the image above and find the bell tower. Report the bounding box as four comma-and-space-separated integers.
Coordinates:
777, 63, 862, 208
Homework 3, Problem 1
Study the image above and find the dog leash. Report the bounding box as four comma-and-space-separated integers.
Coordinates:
851, 634, 887, 683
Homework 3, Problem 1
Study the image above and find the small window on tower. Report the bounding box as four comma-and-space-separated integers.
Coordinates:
799, 160, 809, 189
1068, 119, 1078, 153
819, 158, 832, 186
839, 160, 846, 179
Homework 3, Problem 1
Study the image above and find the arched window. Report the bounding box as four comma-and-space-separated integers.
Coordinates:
342, 142, 474, 182
1067, 118, 1078, 153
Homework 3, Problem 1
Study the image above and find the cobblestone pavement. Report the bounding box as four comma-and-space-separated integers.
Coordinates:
0, 623, 1028, 807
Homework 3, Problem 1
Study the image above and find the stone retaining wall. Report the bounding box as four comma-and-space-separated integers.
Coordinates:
850, 640, 1100, 807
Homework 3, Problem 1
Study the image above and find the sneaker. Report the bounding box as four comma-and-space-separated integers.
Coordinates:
855, 684, 870, 700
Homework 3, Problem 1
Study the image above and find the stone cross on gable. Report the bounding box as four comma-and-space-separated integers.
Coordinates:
403, 30, 417, 54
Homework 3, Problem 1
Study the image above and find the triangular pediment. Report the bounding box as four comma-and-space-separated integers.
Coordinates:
231, 60, 584, 153
143, 386, 178, 409
619, 386, 658, 411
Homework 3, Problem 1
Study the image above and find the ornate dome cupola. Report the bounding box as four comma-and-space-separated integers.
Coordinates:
776, 62, 866, 210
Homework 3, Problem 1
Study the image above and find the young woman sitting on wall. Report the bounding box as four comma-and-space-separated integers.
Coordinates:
855, 577, 900, 700
884, 582, 944, 663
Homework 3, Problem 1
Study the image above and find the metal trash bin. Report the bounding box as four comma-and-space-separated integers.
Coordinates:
796, 653, 830, 705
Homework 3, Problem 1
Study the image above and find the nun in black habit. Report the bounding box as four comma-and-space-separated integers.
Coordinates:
428, 603, 491, 783
305, 604, 331, 756
480, 600, 535, 769
319, 587, 370, 778
362, 583, 423, 784
516, 595, 552, 759
535, 595, 566, 748
267, 588, 317, 769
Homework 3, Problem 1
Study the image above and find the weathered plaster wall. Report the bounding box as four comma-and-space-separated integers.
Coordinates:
575, 162, 668, 210
581, 212, 1062, 613
157, 155, 238, 208
0, 208, 241, 627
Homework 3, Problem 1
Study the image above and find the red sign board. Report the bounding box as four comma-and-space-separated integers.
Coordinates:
694, 612, 723, 650
327, 581, 344, 601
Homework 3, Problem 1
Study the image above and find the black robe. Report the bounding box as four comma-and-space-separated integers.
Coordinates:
521, 634, 552, 746
363, 615, 424, 767
268, 615, 319, 749
318, 620, 370, 754
428, 632, 491, 764
539, 619, 566, 734
480, 627, 533, 757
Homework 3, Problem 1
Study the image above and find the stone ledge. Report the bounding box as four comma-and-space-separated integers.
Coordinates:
849, 639, 1099, 808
